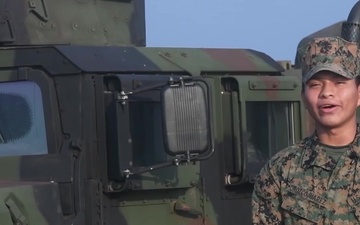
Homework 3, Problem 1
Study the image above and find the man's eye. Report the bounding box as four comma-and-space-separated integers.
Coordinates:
308, 83, 320, 87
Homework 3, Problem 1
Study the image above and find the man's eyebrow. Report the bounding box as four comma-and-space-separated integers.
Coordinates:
307, 79, 321, 83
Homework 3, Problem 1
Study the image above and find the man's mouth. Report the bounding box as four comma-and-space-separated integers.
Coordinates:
320, 104, 337, 109
319, 104, 339, 113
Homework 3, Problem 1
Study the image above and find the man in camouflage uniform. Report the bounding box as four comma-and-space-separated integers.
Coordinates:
252, 36, 360, 224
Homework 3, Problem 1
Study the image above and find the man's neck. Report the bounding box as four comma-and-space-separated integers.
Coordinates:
315, 122, 357, 146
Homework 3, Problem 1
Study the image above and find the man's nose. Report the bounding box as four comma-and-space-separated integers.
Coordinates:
319, 83, 335, 98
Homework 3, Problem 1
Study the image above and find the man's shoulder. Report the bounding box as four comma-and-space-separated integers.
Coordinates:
274, 139, 306, 159
253, 138, 310, 200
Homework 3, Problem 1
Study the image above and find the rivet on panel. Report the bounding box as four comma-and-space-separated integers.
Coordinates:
29, 1, 36, 8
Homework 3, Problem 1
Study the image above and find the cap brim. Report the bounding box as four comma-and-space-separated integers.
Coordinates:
303, 63, 353, 83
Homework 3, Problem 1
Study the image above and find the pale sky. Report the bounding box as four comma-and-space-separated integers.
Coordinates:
145, 1, 358, 62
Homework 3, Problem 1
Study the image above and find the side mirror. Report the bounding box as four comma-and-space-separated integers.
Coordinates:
103, 76, 214, 188
162, 81, 209, 156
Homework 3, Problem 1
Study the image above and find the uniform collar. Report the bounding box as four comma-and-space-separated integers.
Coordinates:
301, 123, 360, 170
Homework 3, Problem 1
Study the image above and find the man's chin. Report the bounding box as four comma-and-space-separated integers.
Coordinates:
313, 119, 342, 129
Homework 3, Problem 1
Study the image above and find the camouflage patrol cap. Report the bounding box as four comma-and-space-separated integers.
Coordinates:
299, 36, 360, 83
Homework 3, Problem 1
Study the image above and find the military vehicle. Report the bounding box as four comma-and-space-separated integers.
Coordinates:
0, 0, 359, 224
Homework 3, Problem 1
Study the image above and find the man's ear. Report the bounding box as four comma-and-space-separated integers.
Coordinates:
357, 84, 360, 107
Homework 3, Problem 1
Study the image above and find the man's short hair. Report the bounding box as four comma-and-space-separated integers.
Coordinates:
298, 36, 360, 84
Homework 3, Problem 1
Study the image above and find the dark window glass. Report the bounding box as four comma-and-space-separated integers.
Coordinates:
129, 102, 168, 167
245, 101, 293, 163
0, 81, 48, 156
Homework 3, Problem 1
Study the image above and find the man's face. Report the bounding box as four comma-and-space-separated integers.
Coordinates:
302, 70, 360, 129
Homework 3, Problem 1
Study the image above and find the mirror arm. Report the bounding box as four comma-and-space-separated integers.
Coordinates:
194, 148, 215, 161
123, 82, 168, 96
119, 77, 193, 104
123, 147, 215, 179
122, 158, 181, 178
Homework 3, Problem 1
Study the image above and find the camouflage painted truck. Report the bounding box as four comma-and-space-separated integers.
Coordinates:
1, 0, 359, 224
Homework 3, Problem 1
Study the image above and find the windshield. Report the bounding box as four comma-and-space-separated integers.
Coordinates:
0, 81, 48, 157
